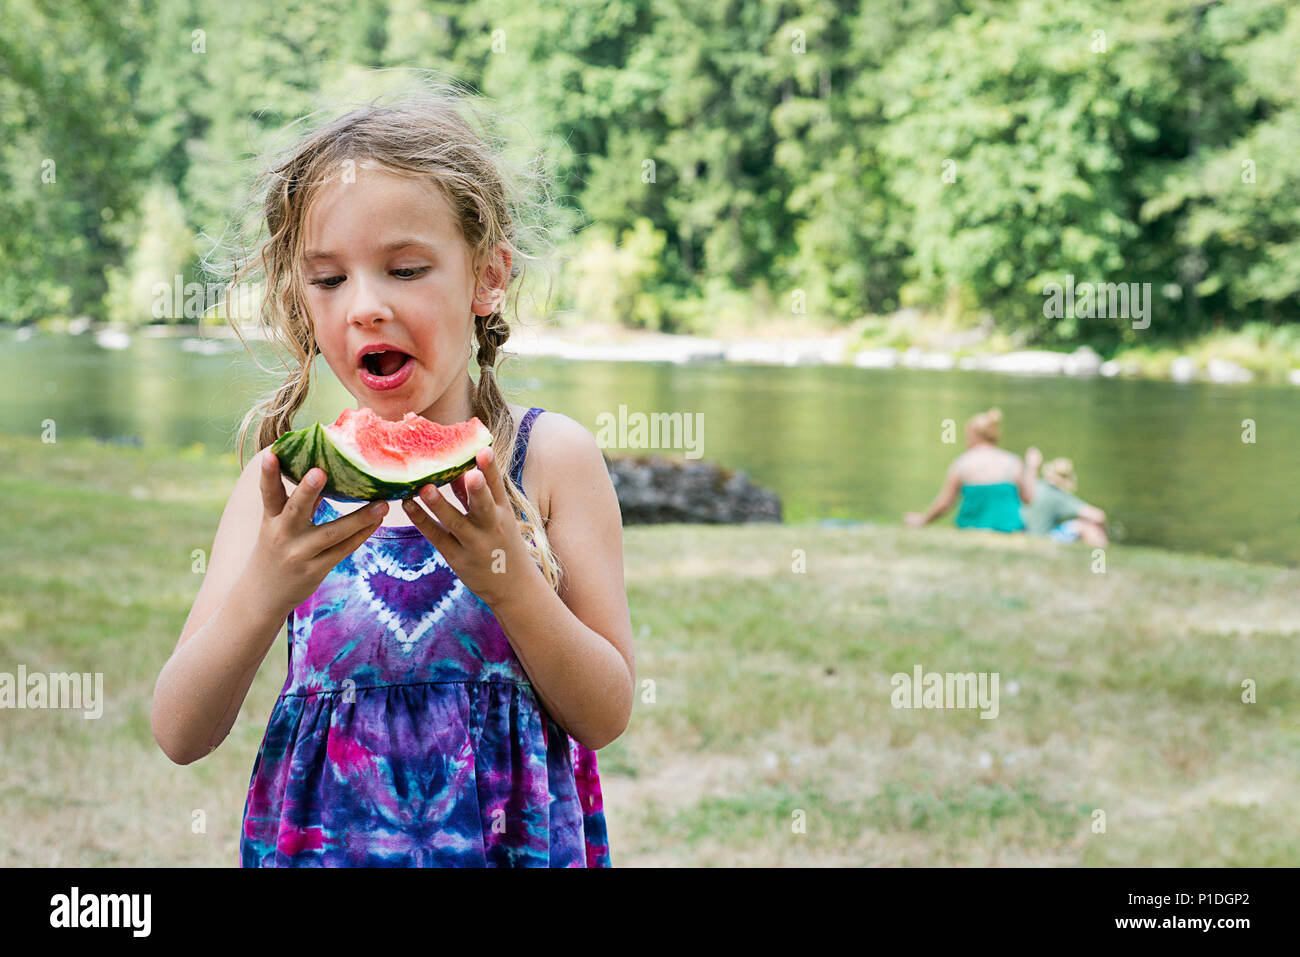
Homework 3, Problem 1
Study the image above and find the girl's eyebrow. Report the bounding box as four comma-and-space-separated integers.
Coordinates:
303, 238, 437, 262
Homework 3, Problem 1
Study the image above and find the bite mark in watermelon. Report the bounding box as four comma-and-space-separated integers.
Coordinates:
270, 407, 493, 502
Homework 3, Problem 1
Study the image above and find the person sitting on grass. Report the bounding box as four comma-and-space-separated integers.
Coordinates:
1021, 457, 1109, 547
903, 407, 1040, 533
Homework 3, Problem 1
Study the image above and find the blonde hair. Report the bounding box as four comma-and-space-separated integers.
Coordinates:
965, 407, 1003, 445
1043, 457, 1077, 493
209, 74, 564, 591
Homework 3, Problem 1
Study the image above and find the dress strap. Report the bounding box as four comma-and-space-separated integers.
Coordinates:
508, 407, 544, 491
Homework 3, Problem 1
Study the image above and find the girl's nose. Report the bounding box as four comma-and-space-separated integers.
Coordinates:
346, 273, 395, 327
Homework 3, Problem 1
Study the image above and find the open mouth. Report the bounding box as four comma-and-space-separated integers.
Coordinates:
358, 350, 415, 391
361, 351, 411, 377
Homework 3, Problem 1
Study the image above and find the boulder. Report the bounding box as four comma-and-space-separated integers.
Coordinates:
1169, 356, 1197, 382
604, 454, 782, 525
853, 347, 899, 369
984, 351, 1067, 375
1063, 346, 1102, 376
723, 338, 844, 366
898, 347, 954, 369
917, 351, 955, 370
1205, 357, 1252, 383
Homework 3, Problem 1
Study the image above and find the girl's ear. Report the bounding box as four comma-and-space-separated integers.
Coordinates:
472, 245, 512, 315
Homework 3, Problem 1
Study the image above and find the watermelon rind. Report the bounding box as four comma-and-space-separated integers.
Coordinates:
270, 419, 493, 502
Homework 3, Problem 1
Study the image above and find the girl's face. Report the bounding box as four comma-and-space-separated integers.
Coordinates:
299, 162, 508, 424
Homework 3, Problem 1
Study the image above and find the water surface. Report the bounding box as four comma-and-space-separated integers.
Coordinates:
6, 330, 1297, 565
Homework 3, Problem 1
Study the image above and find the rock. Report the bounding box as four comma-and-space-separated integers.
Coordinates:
604, 454, 782, 525
1099, 359, 1121, 377
1169, 356, 1197, 382
722, 341, 779, 364
503, 332, 727, 364
897, 348, 954, 369
852, 347, 899, 369
723, 338, 844, 366
918, 351, 955, 370
1063, 346, 1101, 376
984, 350, 1067, 375
1289, 369, 1300, 386
93, 327, 131, 350
1205, 357, 1252, 383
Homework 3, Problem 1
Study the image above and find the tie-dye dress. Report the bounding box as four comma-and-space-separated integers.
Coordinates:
239, 406, 612, 867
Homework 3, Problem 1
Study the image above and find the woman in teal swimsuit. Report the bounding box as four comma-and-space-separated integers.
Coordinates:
903, 407, 1039, 533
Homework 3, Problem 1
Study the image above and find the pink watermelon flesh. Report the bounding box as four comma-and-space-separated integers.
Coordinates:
326, 407, 491, 482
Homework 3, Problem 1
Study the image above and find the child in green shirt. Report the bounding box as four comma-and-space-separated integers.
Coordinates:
1021, 458, 1109, 546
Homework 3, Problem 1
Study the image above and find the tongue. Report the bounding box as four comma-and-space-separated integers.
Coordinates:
373, 352, 408, 377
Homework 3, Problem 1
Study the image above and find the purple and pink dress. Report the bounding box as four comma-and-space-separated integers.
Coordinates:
239, 406, 612, 866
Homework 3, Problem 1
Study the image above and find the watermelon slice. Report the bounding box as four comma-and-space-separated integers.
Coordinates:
270, 407, 494, 502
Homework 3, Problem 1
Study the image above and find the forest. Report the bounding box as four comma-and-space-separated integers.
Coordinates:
2, 0, 1297, 349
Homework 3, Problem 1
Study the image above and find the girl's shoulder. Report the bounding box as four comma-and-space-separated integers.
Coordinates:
512, 407, 608, 523
514, 406, 597, 458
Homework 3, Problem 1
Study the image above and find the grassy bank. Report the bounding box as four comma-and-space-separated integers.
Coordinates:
1, 430, 1296, 866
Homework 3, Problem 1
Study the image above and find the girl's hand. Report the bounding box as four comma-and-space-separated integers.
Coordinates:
246, 452, 387, 614
401, 445, 533, 609
1024, 446, 1043, 474
903, 511, 926, 527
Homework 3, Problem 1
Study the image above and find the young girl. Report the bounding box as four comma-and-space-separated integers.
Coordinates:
1022, 457, 1110, 546
150, 84, 634, 867
903, 407, 1041, 533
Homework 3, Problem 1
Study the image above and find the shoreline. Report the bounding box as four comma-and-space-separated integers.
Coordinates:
499, 321, 1300, 385
20, 316, 1300, 386
6, 426, 1296, 570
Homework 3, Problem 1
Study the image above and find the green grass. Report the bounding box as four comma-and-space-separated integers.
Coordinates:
1, 430, 1297, 866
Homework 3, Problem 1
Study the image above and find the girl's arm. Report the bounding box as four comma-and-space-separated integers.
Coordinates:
152, 455, 289, 764
153, 452, 381, 764
1018, 446, 1042, 504
905, 463, 962, 526
488, 416, 635, 751
1076, 502, 1106, 525
154, 575, 289, 764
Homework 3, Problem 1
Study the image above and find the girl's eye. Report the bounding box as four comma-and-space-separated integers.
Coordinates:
307, 267, 428, 288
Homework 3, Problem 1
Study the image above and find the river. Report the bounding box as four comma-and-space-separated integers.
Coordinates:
6, 329, 1298, 565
